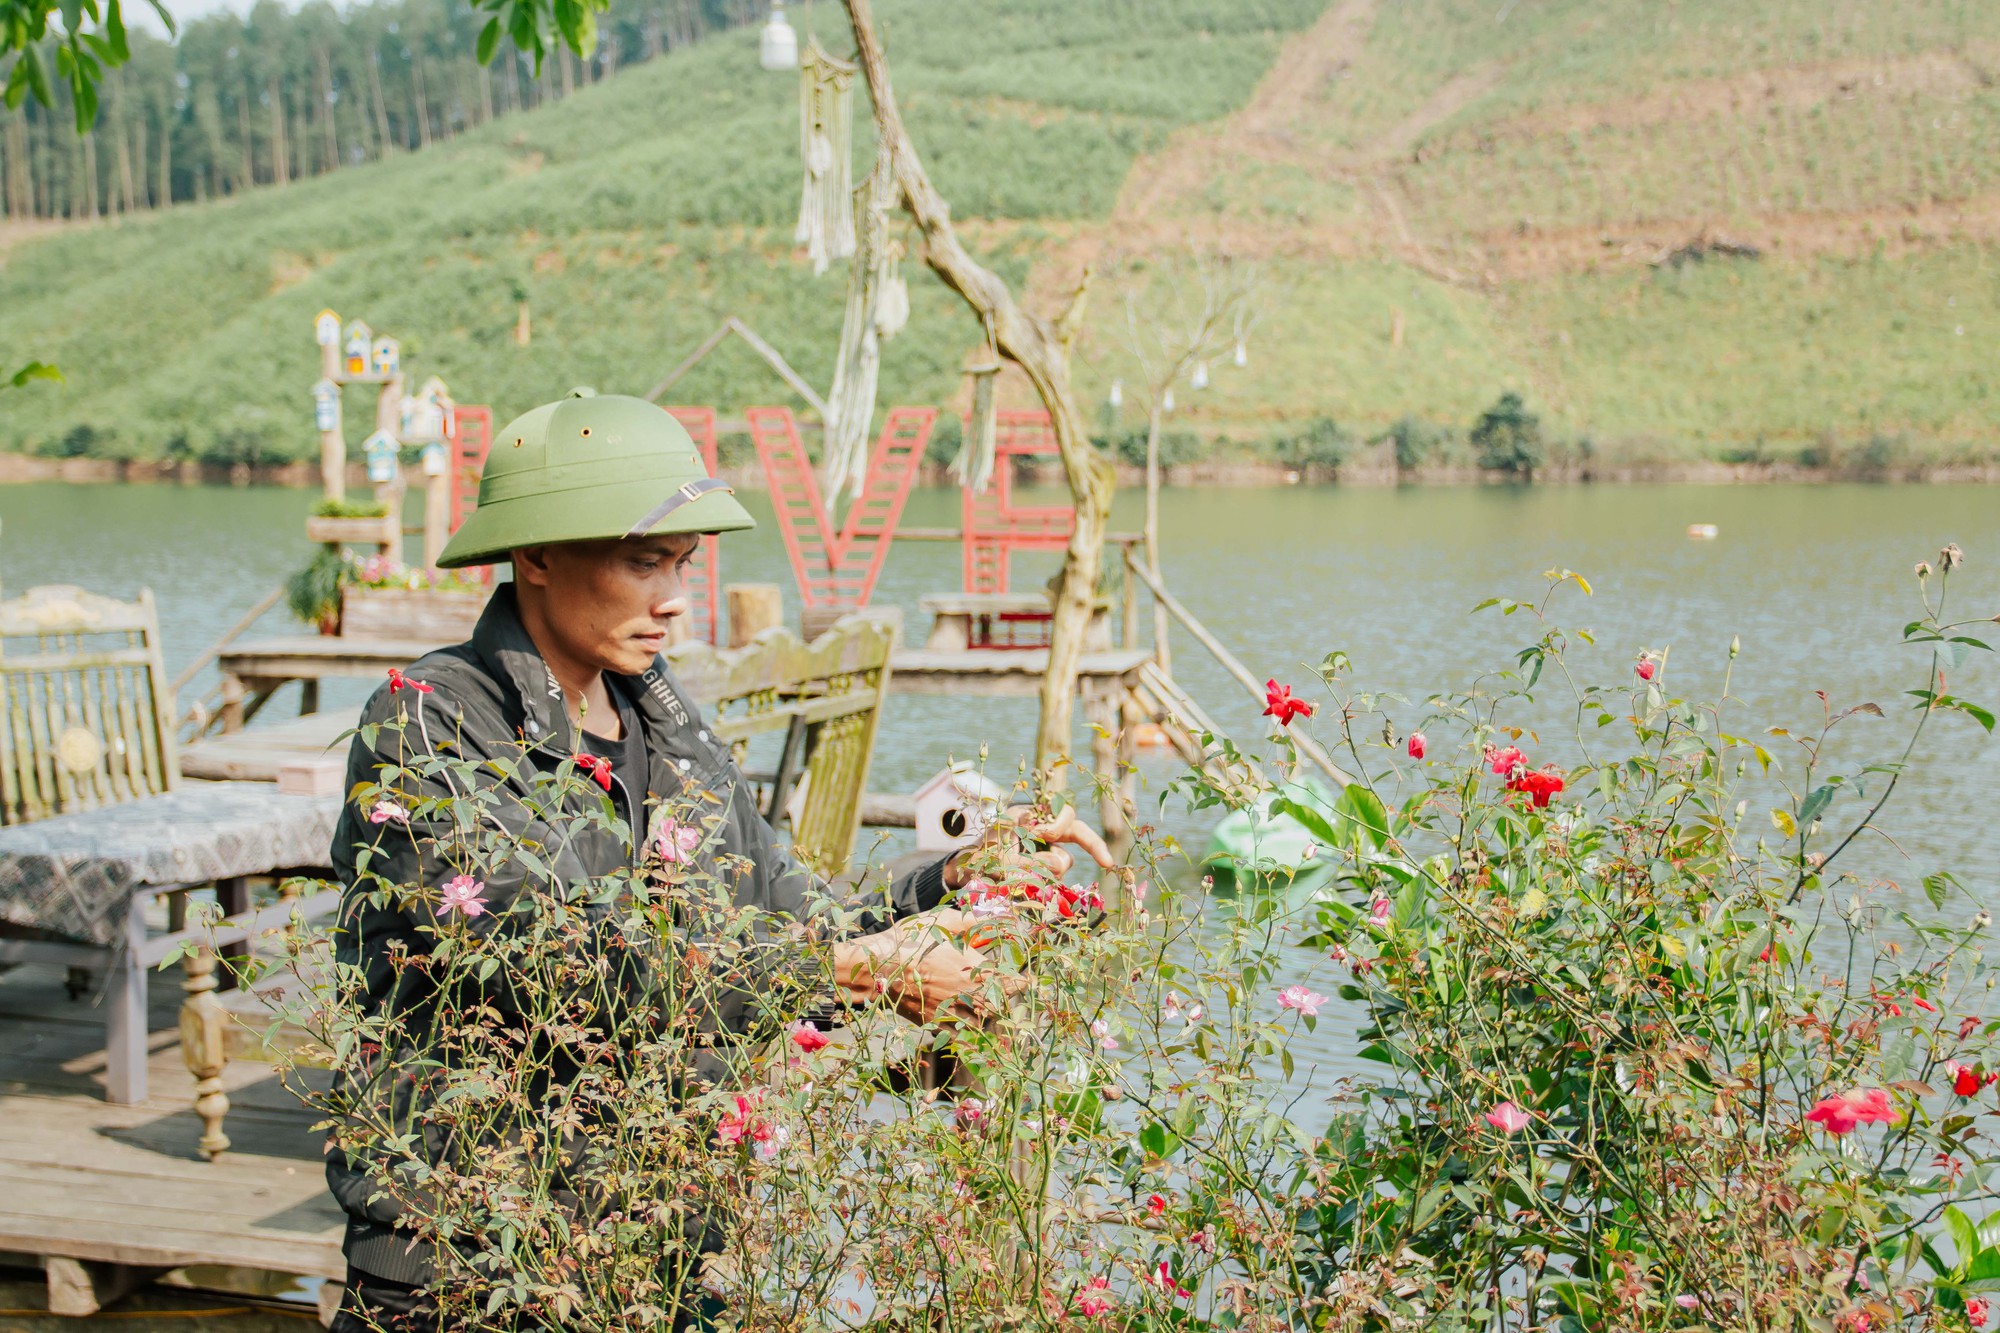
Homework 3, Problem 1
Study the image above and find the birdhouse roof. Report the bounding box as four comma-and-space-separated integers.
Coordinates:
372, 335, 400, 349
316, 308, 339, 322
913, 761, 1006, 805
362, 430, 399, 450
343, 320, 372, 340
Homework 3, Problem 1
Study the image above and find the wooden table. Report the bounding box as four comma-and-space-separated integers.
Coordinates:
0, 783, 340, 1103
180, 713, 354, 782
214, 634, 447, 732
917, 592, 1112, 652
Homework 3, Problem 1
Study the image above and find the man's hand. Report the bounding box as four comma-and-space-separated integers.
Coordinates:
942, 803, 1114, 891
831, 925, 1023, 1026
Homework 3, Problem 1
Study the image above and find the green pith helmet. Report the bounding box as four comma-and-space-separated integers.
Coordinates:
437, 388, 755, 568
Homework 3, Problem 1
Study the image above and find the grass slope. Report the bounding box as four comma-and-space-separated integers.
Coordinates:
0, 0, 1320, 462
4, 0, 1999, 465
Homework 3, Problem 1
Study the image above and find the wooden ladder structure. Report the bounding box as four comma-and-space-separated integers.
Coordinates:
749, 405, 935, 616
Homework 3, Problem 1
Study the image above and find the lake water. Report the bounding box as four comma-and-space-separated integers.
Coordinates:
3, 480, 1996, 1078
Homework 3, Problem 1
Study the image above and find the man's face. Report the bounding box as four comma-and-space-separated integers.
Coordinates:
511, 533, 701, 675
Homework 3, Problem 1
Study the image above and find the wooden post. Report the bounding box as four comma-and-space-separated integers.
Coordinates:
422, 465, 450, 573
1086, 688, 1131, 870
320, 341, 345, 502
319, 425, 346, 504
178, 946, 233, 1160
727, 583, 784, 648
46, 1257, 164, 1316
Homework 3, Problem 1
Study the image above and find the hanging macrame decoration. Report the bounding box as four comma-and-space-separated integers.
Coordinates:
794, 38, 857, 277
823, 159, 907, 501
953, 321, 1003, 495
1190, 359, 1210, 390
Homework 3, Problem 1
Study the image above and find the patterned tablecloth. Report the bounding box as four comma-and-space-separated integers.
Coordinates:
0, 783, 341, 948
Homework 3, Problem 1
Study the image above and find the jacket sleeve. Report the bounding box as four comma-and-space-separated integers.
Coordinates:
709, 767, 951, 936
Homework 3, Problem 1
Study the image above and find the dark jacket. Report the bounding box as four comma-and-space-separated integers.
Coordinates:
324, 585, 946, 1285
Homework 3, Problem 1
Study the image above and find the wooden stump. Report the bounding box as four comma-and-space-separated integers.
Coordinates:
726, 583, 784, 648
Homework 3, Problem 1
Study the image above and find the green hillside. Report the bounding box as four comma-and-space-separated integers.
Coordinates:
3, 0, 1999, 469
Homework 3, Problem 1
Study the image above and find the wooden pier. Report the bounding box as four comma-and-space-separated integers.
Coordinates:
0, 958, 342, 1316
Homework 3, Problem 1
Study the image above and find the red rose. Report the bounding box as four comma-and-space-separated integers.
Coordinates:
1263, 679, 1315, 727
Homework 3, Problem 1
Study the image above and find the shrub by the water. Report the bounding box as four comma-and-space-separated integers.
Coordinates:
1386, 415, 1453, 473
1473, 391, 1545, 477
1270, 415, 1350, 477
212, 546, 2000, 1329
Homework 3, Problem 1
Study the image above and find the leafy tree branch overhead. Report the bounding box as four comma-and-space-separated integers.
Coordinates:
1, 0, 173, 129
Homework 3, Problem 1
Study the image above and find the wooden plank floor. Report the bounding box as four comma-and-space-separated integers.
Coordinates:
0, 961, 344, 1281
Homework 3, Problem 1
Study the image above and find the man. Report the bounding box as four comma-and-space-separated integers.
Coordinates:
323, 389, 1107, 1331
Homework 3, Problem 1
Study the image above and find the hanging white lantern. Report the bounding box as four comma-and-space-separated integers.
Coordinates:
759, 2, 798, 71
1190, 360, 1210, 390
1162, 386, 1175, 414
1233, 340, 1248, 368
1108, 379, 1123, 409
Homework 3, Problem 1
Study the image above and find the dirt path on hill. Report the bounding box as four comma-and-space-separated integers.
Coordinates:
1022, 13, 2000, 311
1024, 0, 1381, 310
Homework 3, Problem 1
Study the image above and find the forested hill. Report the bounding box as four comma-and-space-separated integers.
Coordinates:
3, 0, 1999, 473
1, 0, 756, 215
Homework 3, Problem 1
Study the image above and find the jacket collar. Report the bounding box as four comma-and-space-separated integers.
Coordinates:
470, 582, 580, 753
467, 582, 704, 762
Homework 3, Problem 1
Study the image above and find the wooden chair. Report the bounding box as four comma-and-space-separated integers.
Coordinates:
0, 585, 179, 825
665, 613, 897, 880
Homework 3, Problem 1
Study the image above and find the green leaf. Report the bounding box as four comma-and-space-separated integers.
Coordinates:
1338, 784, 1390, 850
3, 361, 62, 390
1798, 784, 1836, 828
1924, 871, 1962, 910
477, 17, 503, 64
1947, 1206, 1979, 1277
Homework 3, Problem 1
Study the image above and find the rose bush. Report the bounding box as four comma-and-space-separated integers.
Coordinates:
223, 546, 1999, 1331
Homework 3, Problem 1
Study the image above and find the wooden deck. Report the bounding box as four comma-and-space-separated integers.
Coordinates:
0, 959, 344, 1298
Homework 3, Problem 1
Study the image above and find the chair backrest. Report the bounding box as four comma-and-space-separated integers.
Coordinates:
0, 585, 179, 825
666, 614, 895, 880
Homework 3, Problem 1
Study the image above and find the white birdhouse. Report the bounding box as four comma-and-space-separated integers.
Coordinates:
315, 309, 341, 347
312, 379, 341, 432
421, 441, 448, 477
758, 1, 797, 70
400, 396, 444, 445
1108, 379, 1123, 409
343, 320, 373, 377
371, 336, 401, 378
363, 430, 400, 483
912, 762, 1007, 854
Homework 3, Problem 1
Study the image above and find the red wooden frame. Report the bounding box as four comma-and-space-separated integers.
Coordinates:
961, 410, 1073, 595
748, 405, 935, 612
447, 405, 495, 585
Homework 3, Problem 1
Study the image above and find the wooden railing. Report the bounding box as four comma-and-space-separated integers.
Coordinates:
1122, 549, 1353, 788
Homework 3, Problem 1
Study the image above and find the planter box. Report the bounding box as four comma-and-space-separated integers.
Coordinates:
340, 587, 486, 642
306, 514, 401, 548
